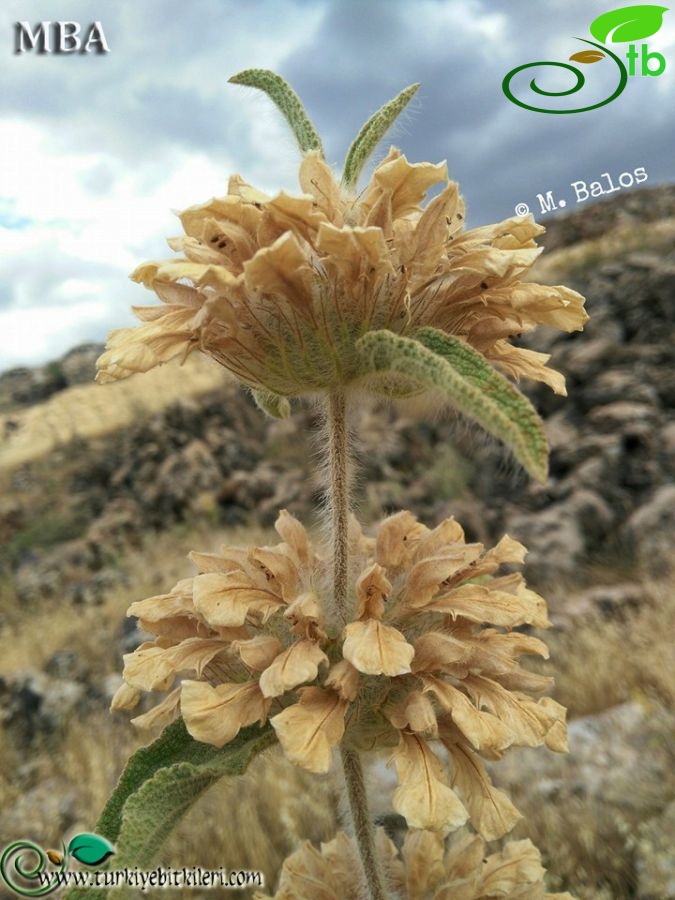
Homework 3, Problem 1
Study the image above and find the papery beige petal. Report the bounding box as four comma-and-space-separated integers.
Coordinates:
539, 698, 569, 752
249, 545, 300, 600
232, 635, 283, 672
443, 833, 487, 881
343, 619, 414, 676
488, 534, 528, 566
387, 690, 438, 736
467, 628, 550, 671
355, 562, 392, 619
425, 584, 550, 629
391, 732, 468, 831
488, 341, 568, 396
262, 830, 367, 899
372, 154, 448, 218
265, 191, 326, 243
193, 571, 283, 628
299, 151, 343, 224
412, 518, 467, 562
95, 314, 197, 383
181, 680, 269, 748
189, 550, 243, 574
375, 510, 426, 569
275, 509, 312, 569
131, 687, 181, 731
464, 675, 565, 748
423, 676, 512, 752
445, 740, 521, 841
480, 839, 547, 896
401, 548, 483, 610
411, 632, 472, 676
110, 681, 141, 712
127, 580, 195, 622
401, 829, 446, 899
316, 223, 395, 282
122, 637, 225, 691
406, 181, 463, 269
244, 232, 313, 309
272, 687, 346, 774
227, 175, 271, 206
324, 659, 360, 702
259, 640, 328, 698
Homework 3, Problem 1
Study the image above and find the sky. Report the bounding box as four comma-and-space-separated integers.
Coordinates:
1, 0, 673, 371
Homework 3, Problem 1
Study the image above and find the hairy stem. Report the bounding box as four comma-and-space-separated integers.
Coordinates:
327, 390, 350, 625
340, 747, 388, 900
326, 392, 388, 900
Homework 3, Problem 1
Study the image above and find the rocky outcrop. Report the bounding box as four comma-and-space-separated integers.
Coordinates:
3, 193, 674, 607
541, 184, 675, 252
0, 343, 103, 413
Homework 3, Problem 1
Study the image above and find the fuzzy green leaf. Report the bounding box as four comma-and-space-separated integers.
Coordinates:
342, 83, 420, 188
357, 328, 549, 482
64, 720, 275, 898
95, 718, 205, 844
589, 5, 667, 43
251, 388, 291, 419
229, 68, 324, 156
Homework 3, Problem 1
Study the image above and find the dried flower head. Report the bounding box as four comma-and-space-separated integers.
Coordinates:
113, 508, 566, 839
96, 70, 587, 481
255, 828, 574, 899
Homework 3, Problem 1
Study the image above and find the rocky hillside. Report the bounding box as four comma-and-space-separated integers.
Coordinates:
1, 185, 674, 899
2, 186, 674, 617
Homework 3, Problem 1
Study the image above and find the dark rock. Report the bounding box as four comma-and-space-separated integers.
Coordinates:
624, 485, 675, 574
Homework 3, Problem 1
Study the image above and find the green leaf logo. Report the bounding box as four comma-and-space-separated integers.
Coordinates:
66, 833, 115, 867
569, 49, 606, 63
590, 5, 668, 43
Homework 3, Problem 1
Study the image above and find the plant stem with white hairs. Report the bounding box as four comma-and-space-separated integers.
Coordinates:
326, 390, 387, 900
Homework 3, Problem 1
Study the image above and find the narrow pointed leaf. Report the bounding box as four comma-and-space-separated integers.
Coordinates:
251, 388, 291, 419
590, 5, 668, 43
357, 329, 548, 481
229, 69, 324, 156
342, 83, 420, 188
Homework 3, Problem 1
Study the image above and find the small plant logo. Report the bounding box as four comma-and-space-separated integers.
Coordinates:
0, 833, 115, 896
503, 4, 668, 113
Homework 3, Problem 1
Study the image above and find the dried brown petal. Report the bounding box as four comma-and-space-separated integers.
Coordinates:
343, 619, 414, 676
271, 687, 347, 774
181, 680, 270, 747
391, 732, 468, 831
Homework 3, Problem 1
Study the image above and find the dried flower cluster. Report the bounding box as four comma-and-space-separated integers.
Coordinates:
99, 71, 584, 899
256, 829, 574, 900
96, 148, 586, 402
113, 508, 565, 840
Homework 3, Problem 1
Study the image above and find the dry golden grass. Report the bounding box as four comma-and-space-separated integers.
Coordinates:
545, 582, 675, 718
0, 355, 229, 472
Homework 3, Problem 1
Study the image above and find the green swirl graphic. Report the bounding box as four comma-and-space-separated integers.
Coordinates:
502, 39, 628, 113
0, 841, 65, 897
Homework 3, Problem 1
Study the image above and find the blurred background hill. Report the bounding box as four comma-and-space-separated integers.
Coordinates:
1, 186, 674, 898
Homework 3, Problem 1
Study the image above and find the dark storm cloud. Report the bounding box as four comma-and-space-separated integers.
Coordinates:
2, 0, 672, 218
281, 0, 674, 224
